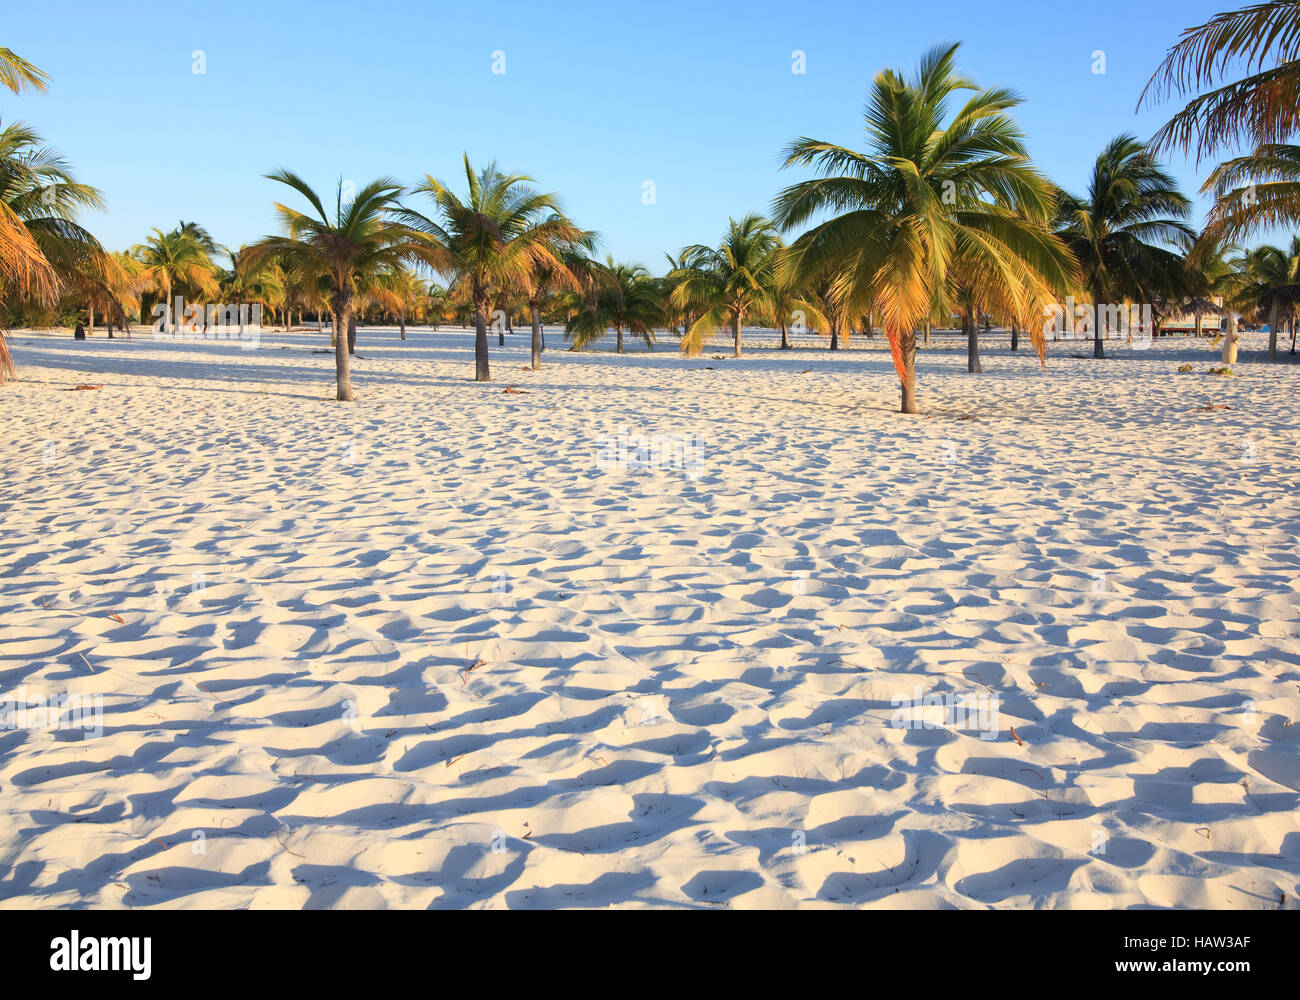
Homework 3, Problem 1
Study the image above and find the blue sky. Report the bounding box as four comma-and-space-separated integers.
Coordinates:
4, 0, 1252, 267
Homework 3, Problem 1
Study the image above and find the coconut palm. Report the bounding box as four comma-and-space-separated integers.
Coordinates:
245, 171, 440, 401
670, 214, 780, 357
522, 228, 597, 369
565, 258, 665, 352
1235, 239, 1300, 357
133, 224, 220, 332
0, 119, 112, 379
402, 155, 572, 382
219, 245, 283, 334
772, 43, 1074, 411
1054, 136, 1194, 358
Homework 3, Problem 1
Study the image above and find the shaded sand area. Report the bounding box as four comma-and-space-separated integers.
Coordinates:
1, 326, 1297, 908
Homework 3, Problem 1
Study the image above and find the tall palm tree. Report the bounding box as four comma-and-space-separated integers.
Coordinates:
565, 258, 665, 352
402, 155, 571, 382
522, 228, 596, 369
1054, 136, 1194, 358
1235, 239, 1300, 357
0, 119, 112, 380
245, 171, 439, 401
670, 214, 780, 357
772, 43, 1074, 412
220, 244, 283, 334
133, 224, 220, 332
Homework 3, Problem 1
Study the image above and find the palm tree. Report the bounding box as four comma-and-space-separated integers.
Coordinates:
565, 258, 665, 352
670, 214, 780, 357
1234, 239, 1300, 357
0, 119, 112, 380
772, 43, 1074, 412
245, 171, 439, 401
1054, 136, 1194, 358
133, 224, 220, 332
522, 229, 597, 369
220, 245, 283, 334
402, 155, 571, 382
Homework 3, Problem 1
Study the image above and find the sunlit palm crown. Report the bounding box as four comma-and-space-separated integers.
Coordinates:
1144, 1, 1300, 160
1142, 3, 1300, 238
0, 120, 108, 306
400, 154, 583, 307
245, 171, 437, 308
566, 257, 665, 350
1054, 135, 1195, 305
133, 223, 220, 302
771, 42, 1075, 350
669, 213, 781, 355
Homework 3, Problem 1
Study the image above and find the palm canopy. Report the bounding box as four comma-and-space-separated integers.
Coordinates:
134, 223, 220, 308
1142, 1, 1300, 161
1054, 135, 1195, 312
1203, 143, 1300, 238
0, 47, 48, 95
402, 156, 575, 300
246, 171, 436, 300
565, 257, 665, 352
0, 119, 111, 379
669, 213, 780, 357
772, 42, 1075, 405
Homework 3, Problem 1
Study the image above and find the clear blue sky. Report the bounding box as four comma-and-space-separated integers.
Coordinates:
4, 0, 1254, 268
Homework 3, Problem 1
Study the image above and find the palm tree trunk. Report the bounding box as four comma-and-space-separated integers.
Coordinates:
923, 319, 930, 347
617, 323, 624, 354
966, 312, 983, 373
400, 313, 406, 340
474, 291, 492, 381
732, 312, 742, 358
530, 300, 543, 370
900, 329, 918, 414
1222, 312, 1239, 364
88, 304, 95, 336
1268, 299, 1279, 360
1290, 316, 1297, 355
1093, 297, 1106, 359
1010, 320, 1019, 352
780, 320, 789, 349
829, 319, 839, 351
1195, 311, 1203, 339
332, 303, 355, 402
347, 317, 357, 354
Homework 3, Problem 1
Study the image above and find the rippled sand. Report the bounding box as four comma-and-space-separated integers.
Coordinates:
0, 325, 1296, 908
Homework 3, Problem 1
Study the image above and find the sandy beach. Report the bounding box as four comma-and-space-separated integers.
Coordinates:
1, 328, 1296, 909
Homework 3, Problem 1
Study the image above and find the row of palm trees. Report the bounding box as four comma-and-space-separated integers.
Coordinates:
3, 2, 1299, 411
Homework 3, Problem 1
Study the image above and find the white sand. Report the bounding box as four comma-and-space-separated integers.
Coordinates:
1, 325, 1297, 909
